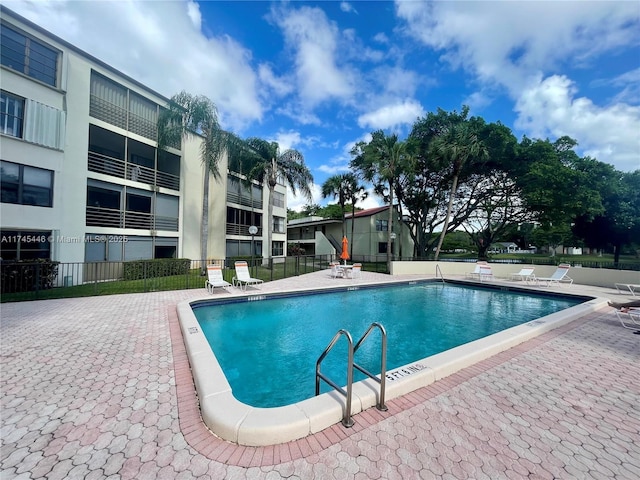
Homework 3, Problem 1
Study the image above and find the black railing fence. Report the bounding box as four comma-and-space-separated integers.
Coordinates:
1, 255, 638, 303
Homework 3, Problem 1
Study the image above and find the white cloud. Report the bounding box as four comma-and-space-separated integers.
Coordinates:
340, 2, 357, 14
515, 75, 640, 172
357, 100, 425, 130
268, 4, 356, 108
395, 0, 640, 171
395, 1, 640, 94
8, 0, 263, 132
186, 0, 202, 30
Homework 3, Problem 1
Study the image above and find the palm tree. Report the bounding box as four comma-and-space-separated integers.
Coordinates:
321, 174, 351, 238
351, 131, 408, 271
240, 138, 314, 261
431, 123, 488, 260
344, 173, 368, 258
157, 91, 239, 267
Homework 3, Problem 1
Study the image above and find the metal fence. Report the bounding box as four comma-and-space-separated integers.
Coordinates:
2, 254, 638, 303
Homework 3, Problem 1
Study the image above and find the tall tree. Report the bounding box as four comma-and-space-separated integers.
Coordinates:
321, 174, 351, 238
157, 91, 237, 265
351, 131, 410, 270
240, 138, 314, 260
344, 173, 368, 258
430, 122, 489, 260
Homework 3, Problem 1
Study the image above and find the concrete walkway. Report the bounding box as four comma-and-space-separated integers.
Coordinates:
1, 271, 639, 479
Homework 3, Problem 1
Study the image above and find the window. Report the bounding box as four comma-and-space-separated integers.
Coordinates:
378, 242, 388, 254
0, 230, 51, 260
1, 25, 59, 86
1, 161, 53, 207
272, 241, 284, 256
376, 219, 388, 231
273, 216, 285, 233
272, 191, 285, 208
1, 91, 24, 138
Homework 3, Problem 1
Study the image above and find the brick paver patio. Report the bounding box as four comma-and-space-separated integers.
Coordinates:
1, 271, 639, 479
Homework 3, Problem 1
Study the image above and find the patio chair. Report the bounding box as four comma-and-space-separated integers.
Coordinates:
614, 307, 640, 334
614, 283, 640, 297
233, 261, 263, 290
467, 261, 488, 279
478, 265, 493, 282
510, 267, 536, 283
205, 265, 231, 293
348, 263, 362, 280
329, 261, 344, 278
536, 264, 573, 287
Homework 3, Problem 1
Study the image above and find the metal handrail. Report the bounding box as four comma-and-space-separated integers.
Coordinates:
353, 322, 388, 411
436, 264, 445, 283
315, 329, 354, 427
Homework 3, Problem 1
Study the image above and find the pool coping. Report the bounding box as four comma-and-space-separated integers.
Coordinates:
176, 279, 607, 447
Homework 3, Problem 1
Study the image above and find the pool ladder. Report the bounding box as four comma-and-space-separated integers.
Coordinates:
315, 322, 388, 428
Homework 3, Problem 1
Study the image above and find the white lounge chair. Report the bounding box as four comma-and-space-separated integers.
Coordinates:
205, 265, 231, 293
233, 261, 263, 290
614, 307, 640, 333
467, 261, 488, 279
536, 264, 573, 287
511, 267, 535, 283
478, 265, 493, 282
615, 283, 640, 297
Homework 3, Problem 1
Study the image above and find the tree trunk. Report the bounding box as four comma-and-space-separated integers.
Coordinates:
434, 174, 459, 260
201, 166, 210, 273
350, 203, 356, 258
387, 181, 394, 272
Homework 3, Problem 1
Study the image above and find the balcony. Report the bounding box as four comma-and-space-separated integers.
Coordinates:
86, 206, 178, 232
88, 151, 179, 191
226, 191, 263, 210
226, 223, 263, 236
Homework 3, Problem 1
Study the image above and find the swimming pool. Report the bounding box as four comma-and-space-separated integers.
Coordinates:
192, 282, 581, 408
177, 279, 601, 446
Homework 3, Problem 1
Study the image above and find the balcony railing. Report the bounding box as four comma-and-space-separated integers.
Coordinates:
226, 191, 263, 210
86, 206, 122, 228
86, 206, 178, 231
88, 151, 180, 191
226, 223, 263, 236
90, 95, 127, 130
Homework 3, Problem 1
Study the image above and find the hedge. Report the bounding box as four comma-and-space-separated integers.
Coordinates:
1, 259, 60, 293
122, 258, 191, 280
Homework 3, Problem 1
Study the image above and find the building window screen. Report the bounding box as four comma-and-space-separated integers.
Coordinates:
1, 91, 24, 138
1, 25, 58, 86
376, 219, 388, 231
0, 160, 53, 207
272, 241, 284, 256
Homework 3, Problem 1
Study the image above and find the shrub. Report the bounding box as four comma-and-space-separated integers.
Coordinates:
0, 259, 60, 293
122, 258, 191, 280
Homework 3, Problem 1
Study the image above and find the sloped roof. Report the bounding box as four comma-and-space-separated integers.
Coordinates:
345, 205, 390, 218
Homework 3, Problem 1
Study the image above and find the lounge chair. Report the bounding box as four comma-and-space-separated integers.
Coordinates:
478, 265, 493, 282
467, 261, 488, 279
614, 307, 640, 334
233, 261, 263, 290
614, 283, 640, 297
510, 267, 535, 283
205, 265, 231, 293
536, 264, 573, 287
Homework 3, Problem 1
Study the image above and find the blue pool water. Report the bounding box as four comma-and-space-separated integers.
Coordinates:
192, 282, 581, 408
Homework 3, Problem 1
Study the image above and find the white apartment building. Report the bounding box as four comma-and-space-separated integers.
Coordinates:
0, 7, 287, 273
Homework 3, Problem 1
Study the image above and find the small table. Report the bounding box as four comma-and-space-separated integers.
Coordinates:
338, 265, 354, 277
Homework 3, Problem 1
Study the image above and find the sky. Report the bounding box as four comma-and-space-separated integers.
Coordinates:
6, 0, 640, 210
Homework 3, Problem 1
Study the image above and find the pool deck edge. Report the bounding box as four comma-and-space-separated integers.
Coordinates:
173, 281, 607, 453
